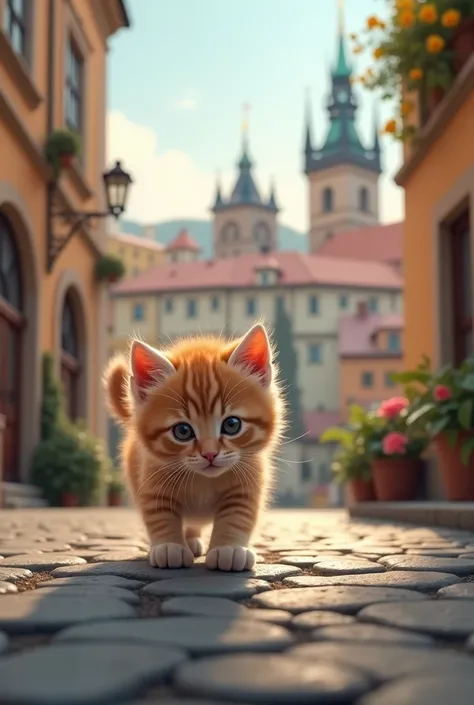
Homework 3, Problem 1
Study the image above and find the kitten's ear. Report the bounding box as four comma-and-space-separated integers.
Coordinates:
130, 341, 175, 402
227, 324, 273, 388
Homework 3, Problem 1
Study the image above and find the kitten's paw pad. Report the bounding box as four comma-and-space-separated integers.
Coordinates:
149, 543, 194, 569
206, 546, 256, 572
187, 537, 204, 558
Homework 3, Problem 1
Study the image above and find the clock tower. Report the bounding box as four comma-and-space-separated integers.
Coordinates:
304, 9, 382, 253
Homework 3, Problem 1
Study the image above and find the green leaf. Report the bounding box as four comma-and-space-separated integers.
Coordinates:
407, 403, 436, 426
391, 370, 431, 385
458, 399, 473, 430
461, 437, 474, 466
460, 374, 474, 392
320, 428, 353, 447
348, 405, 368, 426
429, 416, 451, 438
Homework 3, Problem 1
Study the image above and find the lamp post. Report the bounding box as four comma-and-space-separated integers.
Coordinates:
46, 160, 133, 272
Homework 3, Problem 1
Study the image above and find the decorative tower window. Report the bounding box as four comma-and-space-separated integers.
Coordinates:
253, 222, 271, 248
359, 186, 370, 213
322, 187, 334, 213
222, 223, 239, 243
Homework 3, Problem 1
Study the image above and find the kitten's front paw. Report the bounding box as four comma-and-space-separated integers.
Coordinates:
149, 543, 194, 569
187, 537, 205, 558
206, 546, 256, 572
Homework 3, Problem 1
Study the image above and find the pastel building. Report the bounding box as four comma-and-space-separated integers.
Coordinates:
107, 221, 165, 277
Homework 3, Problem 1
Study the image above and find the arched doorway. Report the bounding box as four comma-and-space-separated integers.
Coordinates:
61, 290, 81, 421
0, 213, 23, 482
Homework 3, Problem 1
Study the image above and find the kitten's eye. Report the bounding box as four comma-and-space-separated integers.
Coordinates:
172, 423, 195, 442
221, 416, 242, 436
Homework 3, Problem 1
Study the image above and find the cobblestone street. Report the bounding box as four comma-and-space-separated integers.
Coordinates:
1, 508, 474, 703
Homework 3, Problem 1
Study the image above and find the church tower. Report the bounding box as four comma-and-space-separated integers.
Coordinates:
211, 107, 279, 259
304, 3, 381, 253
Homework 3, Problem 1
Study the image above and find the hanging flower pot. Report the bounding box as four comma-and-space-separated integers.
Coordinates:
44, 129, 81, 180
451, 17, 474, 74
371, 457, 422, 501
61, 491, 79, 507
434, 431, 474, 501
95, 255, 126, 284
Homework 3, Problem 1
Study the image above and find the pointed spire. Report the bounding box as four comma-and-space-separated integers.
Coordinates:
238, 102, 252, 169
304, 87, 313, 155
333, 0, 351, 78
268, 177, 279, 212
372, 103, 381, 153
212, 171, 224, 210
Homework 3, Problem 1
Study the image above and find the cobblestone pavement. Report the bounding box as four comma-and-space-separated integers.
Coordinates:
1, 508, 474, 704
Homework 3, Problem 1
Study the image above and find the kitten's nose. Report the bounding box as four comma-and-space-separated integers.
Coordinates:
201, 451, 218, 464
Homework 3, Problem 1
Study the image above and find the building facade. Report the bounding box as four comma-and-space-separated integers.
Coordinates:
107, 221, 165, 276
304, 29, 381, 253
0, 0, 129, 486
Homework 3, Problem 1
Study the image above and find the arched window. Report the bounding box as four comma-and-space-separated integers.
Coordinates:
359, 186, 370, 213
0, 213, 23, 482
322, 187, 334, 213
61, 290, 81, 421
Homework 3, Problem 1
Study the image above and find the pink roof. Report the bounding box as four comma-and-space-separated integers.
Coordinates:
316, 222, 403, 265
167, 229, 201, 252
110, 231, 165, 252
113, 251, 403, 295
339, 313, 404, 358
303, 410, 342, 442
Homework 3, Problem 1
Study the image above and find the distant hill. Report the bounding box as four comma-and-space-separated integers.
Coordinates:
121, 219, 307, 258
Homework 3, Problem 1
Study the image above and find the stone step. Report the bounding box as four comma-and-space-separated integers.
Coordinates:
1, 482, 48, 509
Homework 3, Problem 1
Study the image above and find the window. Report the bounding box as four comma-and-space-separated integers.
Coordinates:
210, 295, 220, 312
4, 0, 30, 60
275, 296, 285, 315
260, 270, 269, 286
61, 291, 81, 421
368, 296, 378, 313
164, 297, 173, 314
65, 37, 83, 134
385, 371, 396, 388
300, 463, 312, 482
361, 371, 374, 388
246, 297, 256, 316
132, 303, 145, 322
359, 186, 370, 213
322, 187, 333, 213
339, 294, 348, 310
387, 331, 400, 352
187, 299, 197, 318
450, 211, 472, 365
308, 343, 322, 364
308, 294, 319, 316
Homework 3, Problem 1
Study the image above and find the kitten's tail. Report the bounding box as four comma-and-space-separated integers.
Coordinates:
103, 355, 132, 423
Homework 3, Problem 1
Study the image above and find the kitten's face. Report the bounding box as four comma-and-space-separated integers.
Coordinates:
136, 361, 275, 478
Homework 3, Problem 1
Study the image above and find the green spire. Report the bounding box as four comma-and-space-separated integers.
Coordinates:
333, 0, 351, 78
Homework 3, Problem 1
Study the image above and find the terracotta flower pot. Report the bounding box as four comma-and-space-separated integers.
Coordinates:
61, 492, 79, 507
434, 432, 474, 501
108, 492, 122, 507
451, 17, 474, 74
371, 457, 422, 501
107, 274, 119, 284
350, 478, 376, 502
59, 153, 74, 169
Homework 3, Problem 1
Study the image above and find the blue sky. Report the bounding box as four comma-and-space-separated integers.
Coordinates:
106, 0, 404, 232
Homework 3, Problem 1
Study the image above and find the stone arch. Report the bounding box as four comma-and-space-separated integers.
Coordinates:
0, 181, 41, 483
53, 271, 89, 423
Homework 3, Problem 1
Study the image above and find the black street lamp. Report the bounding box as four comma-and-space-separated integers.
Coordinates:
46, 160, 133, 272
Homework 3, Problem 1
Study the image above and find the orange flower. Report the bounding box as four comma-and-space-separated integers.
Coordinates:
401, 101, 414, 117
426, 34, 446, 53
441, 9, 461, 28
367, 16, 384, 30
373, 47, 384, 59
398, 10, 416, 28
409, 67, 424, 80
383, 119, 398, 134
396, 0, 414, 8
419, 4, 438, 23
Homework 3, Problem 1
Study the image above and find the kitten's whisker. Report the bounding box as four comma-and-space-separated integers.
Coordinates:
280, 431, 311, 445
135, 459, 181, 498
223, 377, 250, 407
274, 455, 316, 465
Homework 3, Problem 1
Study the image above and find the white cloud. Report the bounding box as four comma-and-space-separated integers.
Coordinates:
106, 111, 404, 233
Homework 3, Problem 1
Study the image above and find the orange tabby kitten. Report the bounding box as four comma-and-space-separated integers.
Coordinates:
104, 324, 284, 571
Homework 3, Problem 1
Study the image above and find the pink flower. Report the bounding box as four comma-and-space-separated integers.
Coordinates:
383, 432, 409, 455
377, 397, 409, 419
433, 385, 451, 401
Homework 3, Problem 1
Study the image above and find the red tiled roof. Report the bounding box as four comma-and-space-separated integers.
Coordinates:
109, 231, 165, 252
112, 251, 403, 295
303, 410, 342, 442
167, 229, 201, 252
339, 313, 404, 357
316, 222, 403, 265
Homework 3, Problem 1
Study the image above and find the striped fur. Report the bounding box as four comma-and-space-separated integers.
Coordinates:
103, 325, 286, 571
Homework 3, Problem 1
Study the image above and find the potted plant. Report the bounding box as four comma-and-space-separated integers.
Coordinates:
95, 255, 126, 284
44, 129, 81, 178
394, 356, 474, 500
368, 397, 428, 501
321, 405, 376, 502
350, 1, 468, 142
107, 472, 124, 506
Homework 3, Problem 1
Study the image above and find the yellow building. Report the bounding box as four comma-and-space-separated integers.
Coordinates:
107, 223, 165, 277
0, 0, 130, 492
